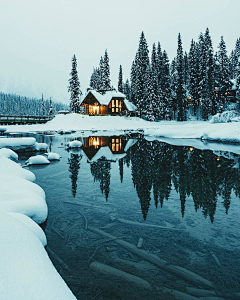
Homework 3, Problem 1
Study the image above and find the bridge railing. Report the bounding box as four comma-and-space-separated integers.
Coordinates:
0, 115, 53, 124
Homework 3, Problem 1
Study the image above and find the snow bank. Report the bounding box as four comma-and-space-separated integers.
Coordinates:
44, 152, 61, 161
0, 137, 36, 151
0, 212, 76, 300
26, 155, 50, 166
0, 156, 36, 182
209, 110, 240, 124
35, 142, 48, 151
0, 148, 18, 160
66, 140, 82, 149
5, 114, 240, 143
8, 212, 47, 246
0, 174, 47, 224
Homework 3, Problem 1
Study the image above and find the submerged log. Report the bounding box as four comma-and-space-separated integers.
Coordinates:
88, 226, 214, 289
110, 216, 178, 230
89, 261, 152, 290
47, 247, 71, 272
164, 288, 199, 300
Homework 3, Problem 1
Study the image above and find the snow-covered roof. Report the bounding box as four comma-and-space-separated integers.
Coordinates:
85, 146, 126, 163
80, 90, 126, 106
124, 99, 137, 112
230, 79, 237, 90
124, 139, 137, 152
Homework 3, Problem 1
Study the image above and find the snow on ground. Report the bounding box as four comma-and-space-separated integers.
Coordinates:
8, 212, 47, 246
0, 156, 36, 182
4, 113, 240, 143
0, 174, 47, 224
66, 140, 82, 148
0, 212, 76, 300
0, 148, 18, 160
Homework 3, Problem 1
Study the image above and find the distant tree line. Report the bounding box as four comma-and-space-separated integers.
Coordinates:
0, 92, 68, 116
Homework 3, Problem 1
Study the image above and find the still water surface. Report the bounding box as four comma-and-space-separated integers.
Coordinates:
19, 133, 240, 300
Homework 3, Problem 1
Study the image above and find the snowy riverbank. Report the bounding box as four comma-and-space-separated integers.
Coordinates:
4, 114, 240, 143
0, 149, 76, 300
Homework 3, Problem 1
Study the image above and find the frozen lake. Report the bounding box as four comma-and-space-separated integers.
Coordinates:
19, 132, 240, 300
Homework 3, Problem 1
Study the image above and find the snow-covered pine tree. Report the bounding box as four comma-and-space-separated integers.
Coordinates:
188, 39, 200, 115
123, 79, 131, 100
135, 32, 150, 116
197, 32, 210, 120
90, 67, 101, 90
118, 65, 123, 93
156, 42, 163, 91
176, 33, 187, 121
204, 28, 216, 116
217, 36, 231, 111
68, 54, 82, 113
144, 64, 156, 121
183, 51, 189, 88
170, 57, 177, 119
41, 94, 45, 116
230, 38, 240, 79
49, 97, 54, 116
236, 53, 240, 107
130, 57, 137, 105
151, 43, 160, 119
101, 49, 111, 92
161, 50, 172, 120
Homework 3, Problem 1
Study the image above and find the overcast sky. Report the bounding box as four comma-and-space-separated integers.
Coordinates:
0, 0, 239, 104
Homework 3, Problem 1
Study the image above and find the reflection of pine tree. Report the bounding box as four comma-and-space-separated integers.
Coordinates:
131, 139, 153, 220
217, 157, 235, 214
68, 153, 82, 198
152, 142, 172, 208
118, 158, 124, 183
90, 157, 111, 200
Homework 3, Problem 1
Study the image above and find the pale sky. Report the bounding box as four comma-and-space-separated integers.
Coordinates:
0, 0, 239, 104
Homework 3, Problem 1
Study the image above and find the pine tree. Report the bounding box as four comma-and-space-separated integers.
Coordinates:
68, 153, 82, 198
130, 58, 137, 105
101, 49, 111, 92
161, 50, 172, 120
135, 32, 150, 115
170, 57, 178, 119
176, 33, 187, 121
68, 54, 82, 113
123, 79, 131, 100
217, 36, 231, 111
41, 93, 45, 116
144, 64, 156, 121
90, 67, 101, 90
49, 97, 54, 116
118, 65, 123, 93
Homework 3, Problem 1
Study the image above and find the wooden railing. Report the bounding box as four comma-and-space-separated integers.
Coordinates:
0, 115, 53, 125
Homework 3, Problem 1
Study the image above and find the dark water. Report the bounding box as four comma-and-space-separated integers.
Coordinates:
19, 133, 240, 300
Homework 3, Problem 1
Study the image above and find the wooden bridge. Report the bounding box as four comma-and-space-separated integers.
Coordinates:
0, 115, 53, 125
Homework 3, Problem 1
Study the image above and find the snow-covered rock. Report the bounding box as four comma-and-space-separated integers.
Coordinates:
8, 212, 47, 246
0, 148, 18, 161
0, 212, 77, 300
34, 142, 48, 151
44, 152, 61, 161
66, 140, 82, 149
209, 110, 240, 124
0, 156, 36, 182
0, 174, 47, 224
0, 126, 7, 132
57, 129, 72, 135
26, 155, 50, 166
0, 137, 36, 151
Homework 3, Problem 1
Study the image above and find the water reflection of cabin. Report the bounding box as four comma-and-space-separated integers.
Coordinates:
82, 136, 136, 163
79, 90, 137, 116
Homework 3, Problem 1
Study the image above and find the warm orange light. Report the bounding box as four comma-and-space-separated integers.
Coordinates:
217, 156, 220, 161
189, 147, 194, 152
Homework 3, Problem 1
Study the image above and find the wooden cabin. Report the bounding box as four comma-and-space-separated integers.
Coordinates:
79, 90, 137, 116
